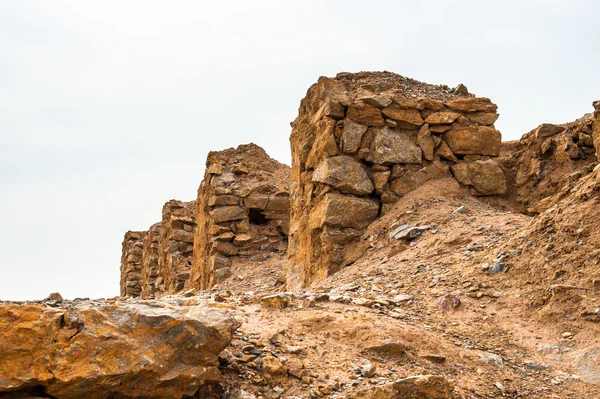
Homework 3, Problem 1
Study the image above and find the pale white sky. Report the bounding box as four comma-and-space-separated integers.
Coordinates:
1, 1, 598, 300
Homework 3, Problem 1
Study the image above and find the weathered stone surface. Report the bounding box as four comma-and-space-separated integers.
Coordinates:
452, 160, 507, 195
309, 193, 379, 230
417, 124, 435, 161
435, 140, 458, 162
464, 112, 499, 125
208, 195, 240, 207
210, 206, 247, 223
356, 375, 454, 399
446, 97, 497, 113
382, 104, 424, 127
341, 119, 368, 153
346, 101, 385, 126
425, 112, 460, 125
366, 127, 422, 164
0, 301, 240, 399
312, 156, 374, 195
359, 93, 393, 108
443, 126, 501, 156
390, 161, 451, 196
535, 123, 565, 140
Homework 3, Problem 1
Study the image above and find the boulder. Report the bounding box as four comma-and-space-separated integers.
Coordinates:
390, 161, 450, 196
535, 123, 565, 140
451, 160, 507, 195
443, 126, 501, 156
309, 193, 379, 230
312, 156, 374, 195
0, 301, 240, 399
366, 127, 422, 164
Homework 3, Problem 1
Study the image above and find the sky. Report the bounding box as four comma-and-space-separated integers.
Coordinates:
1, 1, 599, 300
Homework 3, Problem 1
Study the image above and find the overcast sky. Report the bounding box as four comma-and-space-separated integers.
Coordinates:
1, 1, 598, 300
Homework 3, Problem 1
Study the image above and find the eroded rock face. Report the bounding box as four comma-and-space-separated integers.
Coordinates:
189, 144, 290, 290
287, 71, 505, 289
356, 375, 454, 399
500, 101, 600, 213
0, 300, 241, 399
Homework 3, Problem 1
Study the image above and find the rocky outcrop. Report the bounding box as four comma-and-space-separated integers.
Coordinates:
189, 144, 290, 290
501, 101, 600, 213
287, 72, 506, 290
0, 299, 241, 399
119, 231, 146, 297
158, 200, 196, 294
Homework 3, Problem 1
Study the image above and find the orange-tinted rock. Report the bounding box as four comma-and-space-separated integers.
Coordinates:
312, 156, 374, 195
347, 101, 385, 126
366, 127, 422, 164
452, 160, 507, 195
382, 105, 424, 127
446, 97, 497, 113
425, 112, 460, 125
309, 193, 379, 230
444, 126, 501, 156
0, 301, 240, 399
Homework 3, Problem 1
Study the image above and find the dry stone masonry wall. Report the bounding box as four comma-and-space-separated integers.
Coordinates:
119, 231, 146, 297
287, 72, 507, 290
158, 200, 196, 294
141, 222, 161, 298
189, 144, 290, 290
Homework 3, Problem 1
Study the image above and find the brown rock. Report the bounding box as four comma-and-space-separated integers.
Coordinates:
372, 170, 391, 194
435, 140, 458, 162
312, 156, 374, 195
341, 119, 369, 153
382, 105, 424, 127
208, 195, 240, 207
309, 193, 379, 229
359, 94, 393, 108
451, 160, 507, 195
535, 123, 565, 140
446, 97, 497, 113
464, 112, 499, 125
417, 124, 435, 161
438, 294, 461, 310
366, 127, 422, 164
243, 194, 269, 210
208, 254, 231, 270
356, 375, 454, 399
443, 126, 501, 156
261, 355, 287, 385
210, 206, 247, 223
390, 161, 450, 196
347, 101, 385, 126
0, 301, 240, 399
425, 112, 460, 125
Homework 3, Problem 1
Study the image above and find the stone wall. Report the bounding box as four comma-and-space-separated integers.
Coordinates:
119, 231, 146, 297
189, 144, 290, 290
287, 72, 506, 290
141, 222, 161, 298
158, 200, 196, 293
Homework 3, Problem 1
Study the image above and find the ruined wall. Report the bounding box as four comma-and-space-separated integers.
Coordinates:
119, 231, 146, 297
287, 71, 506, 290
158, 200, 196, 294
141, 222, 161, 298
189, 144, 290, 290
501, 101, 600, 214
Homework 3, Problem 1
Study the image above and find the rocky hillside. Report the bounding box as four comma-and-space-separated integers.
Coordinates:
1, 72, 599, 399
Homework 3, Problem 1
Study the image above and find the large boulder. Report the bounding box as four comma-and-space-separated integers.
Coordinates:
0, 300, 241, 399
312, 156, 374, 195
